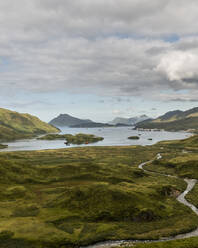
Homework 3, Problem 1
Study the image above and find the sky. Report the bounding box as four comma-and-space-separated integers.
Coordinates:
1, 0, 198, 122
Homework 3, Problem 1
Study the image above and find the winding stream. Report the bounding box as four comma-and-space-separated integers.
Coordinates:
82, 154, 198, 248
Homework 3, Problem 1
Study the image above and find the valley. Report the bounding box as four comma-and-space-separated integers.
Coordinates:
0, 135, 198, 247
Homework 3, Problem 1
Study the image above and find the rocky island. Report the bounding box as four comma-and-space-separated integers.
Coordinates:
128, 136, 140, 140
38, 133, 104, 144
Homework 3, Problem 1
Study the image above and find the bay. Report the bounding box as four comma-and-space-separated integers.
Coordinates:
1, 126, 191, 152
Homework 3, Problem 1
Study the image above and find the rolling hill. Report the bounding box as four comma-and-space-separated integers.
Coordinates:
0, 108, 59, 142
136, 107, 198, 131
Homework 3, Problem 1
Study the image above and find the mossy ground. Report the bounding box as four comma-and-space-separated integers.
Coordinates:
0, 141, 198, 247
121, 135, 198, 248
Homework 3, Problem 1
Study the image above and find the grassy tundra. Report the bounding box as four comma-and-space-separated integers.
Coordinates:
0, 139, 198, 247
120, 135, 198, 248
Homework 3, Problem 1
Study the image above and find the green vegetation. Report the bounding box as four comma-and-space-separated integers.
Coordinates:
136, 107, 198, 131
144, 135, 198, 179
0, 144, 197, 247
0, 108, 59, 142
140, 135, 198, 214
137, 117, 198, 131
38, 133, 104, 144
186, 184, 198, 208
0, 134, 198, 247
121, 134, 198, 248
0, 144, 8, 149
158, 134, 198, 149
128, 136, 140, 140
122, 237, 198, 248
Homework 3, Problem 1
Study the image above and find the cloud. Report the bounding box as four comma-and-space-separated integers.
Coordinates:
1, 0, 198, 39
0, 0, 198, 104
0, 36, 169, 96
156, 50, 198, 83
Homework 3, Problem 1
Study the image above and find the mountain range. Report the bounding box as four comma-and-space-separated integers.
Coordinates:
49, 114, 114, 128
136, 107, 198, 131
1, 106, 198, 143
0, 108, 59, 142
108, 115, 150, 125
49, 113, 150, 127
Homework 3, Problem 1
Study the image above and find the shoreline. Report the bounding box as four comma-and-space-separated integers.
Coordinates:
0, 128, 192, 152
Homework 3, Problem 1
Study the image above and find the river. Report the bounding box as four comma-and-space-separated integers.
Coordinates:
81, 154, 198, 248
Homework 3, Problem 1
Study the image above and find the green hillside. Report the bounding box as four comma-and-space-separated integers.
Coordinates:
0, 145, 197, 247
122, 135, 198, 248
136, 107, 198, 131
0, 108, 59, 142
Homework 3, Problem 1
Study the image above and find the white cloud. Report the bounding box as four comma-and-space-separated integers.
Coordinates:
156, 50, 198, 82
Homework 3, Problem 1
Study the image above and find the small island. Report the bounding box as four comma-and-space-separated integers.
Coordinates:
0, 144, 8, 149
37, 133, 104, 144
128, 136, 140, 140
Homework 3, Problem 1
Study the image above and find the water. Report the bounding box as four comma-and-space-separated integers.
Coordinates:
1, 126, 191, 152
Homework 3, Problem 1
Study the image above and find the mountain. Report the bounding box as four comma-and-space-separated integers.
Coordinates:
136, 107, 198, 131
153, 110, 183, 122
109, 115, 150, 125
0, 108, 59, 142
49, 114, 93, 127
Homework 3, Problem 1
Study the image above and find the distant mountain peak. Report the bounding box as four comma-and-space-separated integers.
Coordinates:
109, 115, 150, 125
49, 113, 93, 127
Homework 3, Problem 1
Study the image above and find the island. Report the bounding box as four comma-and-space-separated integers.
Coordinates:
128, 136, 140, 140
37, 133, 104, 144
0, 144, 8, 149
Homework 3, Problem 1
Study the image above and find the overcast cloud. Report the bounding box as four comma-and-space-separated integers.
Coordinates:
1, 0, 198, 119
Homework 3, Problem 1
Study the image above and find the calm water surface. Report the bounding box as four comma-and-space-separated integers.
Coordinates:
1, 127, 191, 152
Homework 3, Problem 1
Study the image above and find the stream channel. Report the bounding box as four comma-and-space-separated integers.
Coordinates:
82, 154, 198, 248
